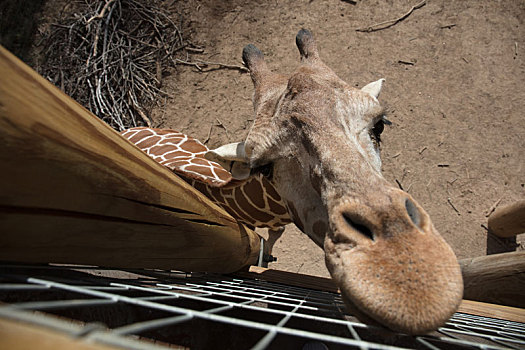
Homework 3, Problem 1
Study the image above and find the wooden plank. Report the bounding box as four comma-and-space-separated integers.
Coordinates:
458, 300, 525, 324
488, 200, 525, 237
0, 318, 120, 350
459, 250, 525, 308
0, 45, 260, 273
235, 266, 525, 322
236, 265, 339, 293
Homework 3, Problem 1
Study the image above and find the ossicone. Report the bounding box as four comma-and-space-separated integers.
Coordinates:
296, 29, 319, 60
242, 44, 269, 84
242, 44, 264, 68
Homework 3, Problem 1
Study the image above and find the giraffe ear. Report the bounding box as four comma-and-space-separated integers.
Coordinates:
205, 142, 251, 180
361, 78, 385, 99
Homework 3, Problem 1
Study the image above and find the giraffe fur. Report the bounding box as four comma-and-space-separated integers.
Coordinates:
121, 127, 292, 230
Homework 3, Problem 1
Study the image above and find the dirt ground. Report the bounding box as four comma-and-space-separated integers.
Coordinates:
4, 0, 523, 278
150, 0, 525, 277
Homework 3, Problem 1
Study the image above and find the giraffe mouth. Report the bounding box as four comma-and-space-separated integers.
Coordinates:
324, 221, 463, 335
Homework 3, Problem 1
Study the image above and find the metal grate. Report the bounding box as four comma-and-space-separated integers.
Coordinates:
0, 264, 524, 349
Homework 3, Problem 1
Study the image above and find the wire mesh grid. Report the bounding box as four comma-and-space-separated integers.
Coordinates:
0, 264, 524, 350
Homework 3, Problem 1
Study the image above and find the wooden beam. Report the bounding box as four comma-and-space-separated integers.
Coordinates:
0, 46, 260, 273
460, 250, 525, 308
237, 265, 339, 293
236, 266, 525, 323
458, 300, 525, 324
488, 200, 525, 237
0, 318, 121, 350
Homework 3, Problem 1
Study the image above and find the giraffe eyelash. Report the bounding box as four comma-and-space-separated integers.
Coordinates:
370, 114, 391, 146
251, 163, 274, 179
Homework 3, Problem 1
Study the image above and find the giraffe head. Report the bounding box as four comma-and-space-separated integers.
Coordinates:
209, 29, 463, 334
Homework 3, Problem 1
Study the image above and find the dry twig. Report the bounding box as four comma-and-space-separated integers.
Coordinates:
203, 124, 213, 144
447, 197, 461, 215
175, 58, 248, 72
38, 0, 204, 131
356, 0, 426, 32
485, 197, 503, 217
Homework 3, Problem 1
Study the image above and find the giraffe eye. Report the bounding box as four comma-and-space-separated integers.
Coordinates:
370, 116, 391, 146
252, 163, 273, 179
370, 119, 384, 145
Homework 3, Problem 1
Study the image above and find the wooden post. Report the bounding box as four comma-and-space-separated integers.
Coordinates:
488, 200, 525, 238
0, 46, 260, 273
459, 251, 525, 308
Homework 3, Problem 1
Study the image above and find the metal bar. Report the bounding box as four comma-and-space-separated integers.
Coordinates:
442, 327, 525, 345
21, 277, 406, 349
154, 283, 320, 311
0, 284, 49, 290
6, 298, 116, 311
112, 314, 193, 335
437, 329, 517, 350
251, 301, 305, 350
415, 337, 445, 350
125, 282, 368, 330
1, 267, 524, 350
200, 281, 341, 309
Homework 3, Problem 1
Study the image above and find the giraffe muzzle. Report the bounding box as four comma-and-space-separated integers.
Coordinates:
325, 190, 463, 334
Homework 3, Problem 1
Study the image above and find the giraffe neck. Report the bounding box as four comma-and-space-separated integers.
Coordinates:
121, 127, 291, 229
186, 176, 291, 229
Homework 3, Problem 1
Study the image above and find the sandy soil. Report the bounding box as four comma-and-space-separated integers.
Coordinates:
151, 0, 524, 277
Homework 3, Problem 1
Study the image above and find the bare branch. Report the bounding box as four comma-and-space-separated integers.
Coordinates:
356, 0, 426, 33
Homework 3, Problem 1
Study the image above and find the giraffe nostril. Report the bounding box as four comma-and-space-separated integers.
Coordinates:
405, 198, 421, 229
342, 212, 374, 241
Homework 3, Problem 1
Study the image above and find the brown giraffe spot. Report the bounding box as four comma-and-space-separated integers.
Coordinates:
213, 166, 232, 182
312, 220, 328, 238
191, 157, 213, 166
155, 129, 178, 135
136, 136, 161, 149
185, 164, 214, 178
234, 188, 275, 222
163, 158, 190, 168
287, 201, 304, 231
221, 188, 233, 196
267, 196, 288, 215
241, 178, 265, 208
149, 144, 178, 156
128, 130, 153, 143
192, 180, 209, 196
183, 139, 208, 153
208, 187, 227, 205
225, 196, 257, 224
261, 177, 281, 200
159, 137, 184, 144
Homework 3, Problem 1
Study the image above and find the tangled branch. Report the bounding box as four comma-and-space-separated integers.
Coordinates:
39, 0, 194, 130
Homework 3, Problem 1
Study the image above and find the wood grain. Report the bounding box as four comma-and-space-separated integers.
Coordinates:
458, 300, 525, 324
488, 200, 525, 237
0, 45, 259, 273
0, 318, 120, 350
460, 250, 525, 308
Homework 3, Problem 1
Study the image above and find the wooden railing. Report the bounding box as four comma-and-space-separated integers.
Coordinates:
0, 46, 259, 273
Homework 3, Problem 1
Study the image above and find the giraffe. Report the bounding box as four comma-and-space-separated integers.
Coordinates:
120, 127, 292, 230
121, 29, 463, 335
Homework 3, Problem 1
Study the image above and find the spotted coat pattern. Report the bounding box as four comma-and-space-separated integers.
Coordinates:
121, 127, 292, 229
